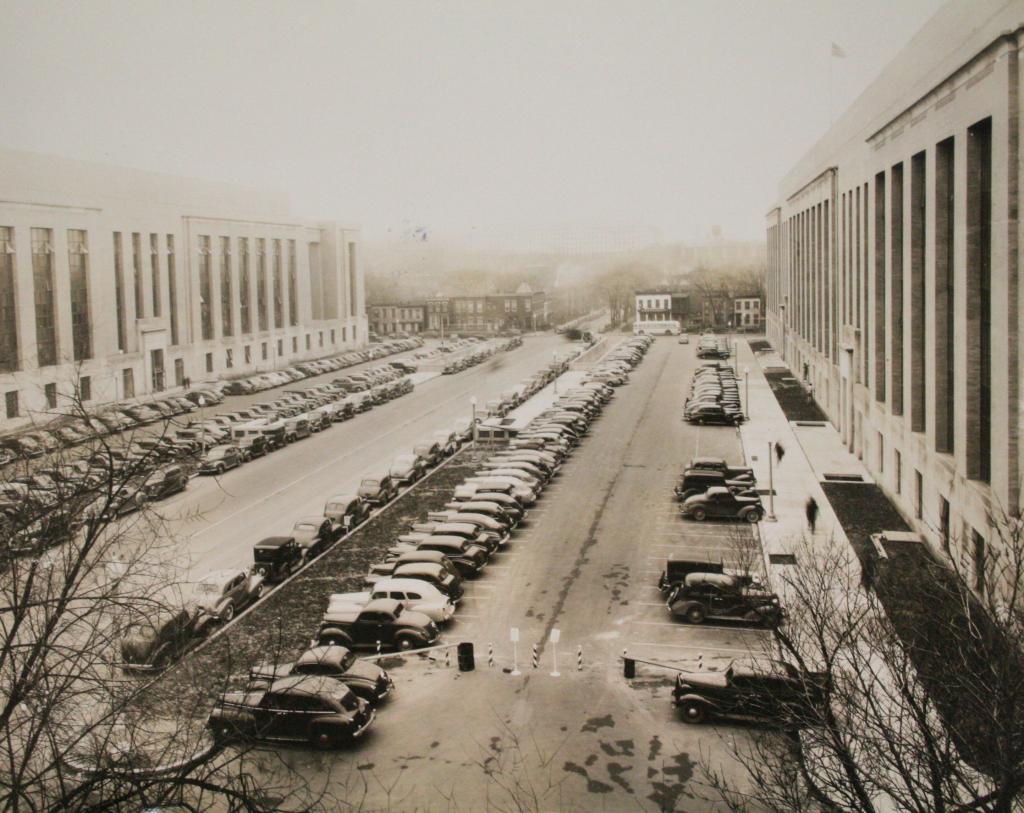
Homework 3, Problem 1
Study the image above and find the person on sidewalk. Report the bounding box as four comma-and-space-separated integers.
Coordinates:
805, 496, 819, 534
775, 442, 786, 466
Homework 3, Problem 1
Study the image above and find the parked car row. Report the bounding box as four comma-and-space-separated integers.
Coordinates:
200, 337, 649, 751
684, 361, 744, 426
440, 336, 522, 375
0, 339, 425, 468
695, 333, 731, 360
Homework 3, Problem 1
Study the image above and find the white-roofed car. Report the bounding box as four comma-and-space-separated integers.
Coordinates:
189, 569, 265, 622
327, 578, 455, 624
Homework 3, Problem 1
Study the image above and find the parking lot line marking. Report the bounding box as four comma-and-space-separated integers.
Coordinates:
636, 601, 666, 607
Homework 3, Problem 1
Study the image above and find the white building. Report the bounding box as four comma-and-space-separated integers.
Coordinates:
733, 297, 762, 328
0, 149, 366, 431
634, 291, 680, 335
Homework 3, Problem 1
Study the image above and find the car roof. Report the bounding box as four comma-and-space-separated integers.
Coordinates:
294, 516, 325, 526
269, 674, 349, 695
295, 645, 351, 669
363, 597, 402, 613
690, 456, 725, 467
254, 535, 296, 548
684, 572, 736, 587
372, 577, 440, 593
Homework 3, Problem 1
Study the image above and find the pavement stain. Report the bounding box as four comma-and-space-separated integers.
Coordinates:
581, 714, 615, 733
646, 752, 696, 811
563, 761, 614, 794
647, 734, 663, 762
585, 754, 598, 766
606, 761, 634, 793
599, 739, 635, 757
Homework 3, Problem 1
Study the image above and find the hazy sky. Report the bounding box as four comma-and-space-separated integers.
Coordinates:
2, 0, 947, 247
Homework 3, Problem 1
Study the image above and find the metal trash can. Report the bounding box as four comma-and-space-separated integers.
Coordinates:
457, 641, 475, 672
623, 657, 635, 679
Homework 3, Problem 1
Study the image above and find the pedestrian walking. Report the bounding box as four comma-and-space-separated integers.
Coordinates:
775, 442, 786, 466
805, 496, 819, 534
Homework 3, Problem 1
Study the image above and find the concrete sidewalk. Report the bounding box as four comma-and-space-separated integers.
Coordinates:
731, 339, 866, 586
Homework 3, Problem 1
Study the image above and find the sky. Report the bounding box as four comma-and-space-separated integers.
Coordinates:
1, 0, 948, 248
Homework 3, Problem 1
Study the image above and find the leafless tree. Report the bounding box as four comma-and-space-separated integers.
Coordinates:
699, 528, 1024, 812
0, 381, 334, 812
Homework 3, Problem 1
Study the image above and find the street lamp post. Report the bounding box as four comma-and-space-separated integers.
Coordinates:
197, 395, 207, 456
470, 396, 478, 444
766, 439, 777, 521
744, 366, 750, 420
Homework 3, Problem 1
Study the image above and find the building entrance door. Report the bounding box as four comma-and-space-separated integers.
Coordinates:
150, 348, 165, 392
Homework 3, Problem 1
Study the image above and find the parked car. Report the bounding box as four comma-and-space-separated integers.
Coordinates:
328, 578, 456, 624
252, 536, 304, 583
190, 569, 265, 621
291, 516, 336, 560
413, 441, 443, 467
686, 457, 755, 482
317, 598, 439, 651
208, 675, 375, 748
389, 454, 426, 485
357, 476, 396, 506
674, 469, 758, 502
198, 445, 242, 475
680, 487, 764, 522
120, 601, 215, 670
673, 658, 829, 727
667, 572, 785, 627
247, 645, 393, 704
324, 494, 371, 533
142, 465, 189, 500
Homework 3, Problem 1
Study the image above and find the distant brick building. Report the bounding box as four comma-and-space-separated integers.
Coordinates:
368, 303, 426, 336
425, 284, 549, 336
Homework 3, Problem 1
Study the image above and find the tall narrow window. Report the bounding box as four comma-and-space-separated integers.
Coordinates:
874, 172, 886, 401
220, 237, 233, 337
238, 238, 251, 334
939, 496, 950, 555
31, 228, 57, 367
256, 238, 268, 331
914, 469, 923, 519
891, 163, 905, 415
149, 233, 161, 317
67, 229, 92, 360
131, 232, 144, 319
122, 367, 134, 399
935, 138, 955, 454
273, 238, 283, 329
910, 151, 926, 433
113, 232, 127, 351
199, 235, 213, 340
167, 235, 179, 345
288, 239, 298, 326
309, 242, 322, 319
862, 183, 870, 384
347, 241, 357, 317
0, 227, 19, 372
973, 529, 986, 593
966, 118, 992, 483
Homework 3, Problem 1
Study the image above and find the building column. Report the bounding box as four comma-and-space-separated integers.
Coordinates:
12, 225, 38, 373
50, 228, 74, 366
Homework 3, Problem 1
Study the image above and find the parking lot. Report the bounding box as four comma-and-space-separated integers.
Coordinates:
251, 335, 772, 812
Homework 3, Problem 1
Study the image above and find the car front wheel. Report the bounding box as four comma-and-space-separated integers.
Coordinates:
745, 510, 762, 523
312, 729, 338, 750
680, 700, 707, 724
691, 507, 707, 521
222, 603, 235, 622
252, 584, 264, 601
685, 605, 706, 624
395, 636, 419, 651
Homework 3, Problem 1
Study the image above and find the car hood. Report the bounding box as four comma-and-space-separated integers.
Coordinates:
346, 659, 388, 682
120, 633, 155, 664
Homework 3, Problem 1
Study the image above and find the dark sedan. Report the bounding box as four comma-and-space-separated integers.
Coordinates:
248, 645, 393, 704
680, 487, 763, 522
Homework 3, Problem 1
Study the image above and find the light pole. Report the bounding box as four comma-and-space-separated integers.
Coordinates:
766, 439, 777, 522
197, 396, 207, 456
470, 396, 478, 444
552, 351, 558, 396
744, 366, 750, 420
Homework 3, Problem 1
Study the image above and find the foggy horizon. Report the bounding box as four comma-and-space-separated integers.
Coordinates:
2, 0, 946, 249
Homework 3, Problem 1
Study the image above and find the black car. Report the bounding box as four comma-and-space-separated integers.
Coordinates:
198, 445, 242, 475
121, 604, 216, 670
685, 404, 742, 425
317, 598, 439, 651
208, 675, 375, 748
680, 487, 764, 522
248, 645, 393, 704
252, 536, 304, 583
291, 516, 336, 560
142, 465, 189, 500
674, 469, 758, 502
667, 572, 785, 627
673, 658, 829, 727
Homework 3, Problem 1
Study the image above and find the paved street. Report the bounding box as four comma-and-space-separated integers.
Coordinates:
250, 336, 769, 812
128, 332, 594, 581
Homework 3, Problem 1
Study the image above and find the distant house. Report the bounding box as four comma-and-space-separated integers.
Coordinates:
368, 303, 426, 336
425, 284, 549, 336
733, 296, 763, 330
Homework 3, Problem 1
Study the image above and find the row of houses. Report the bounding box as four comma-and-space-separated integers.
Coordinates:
369, 284, 550, 337
633, 290, 764, 334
